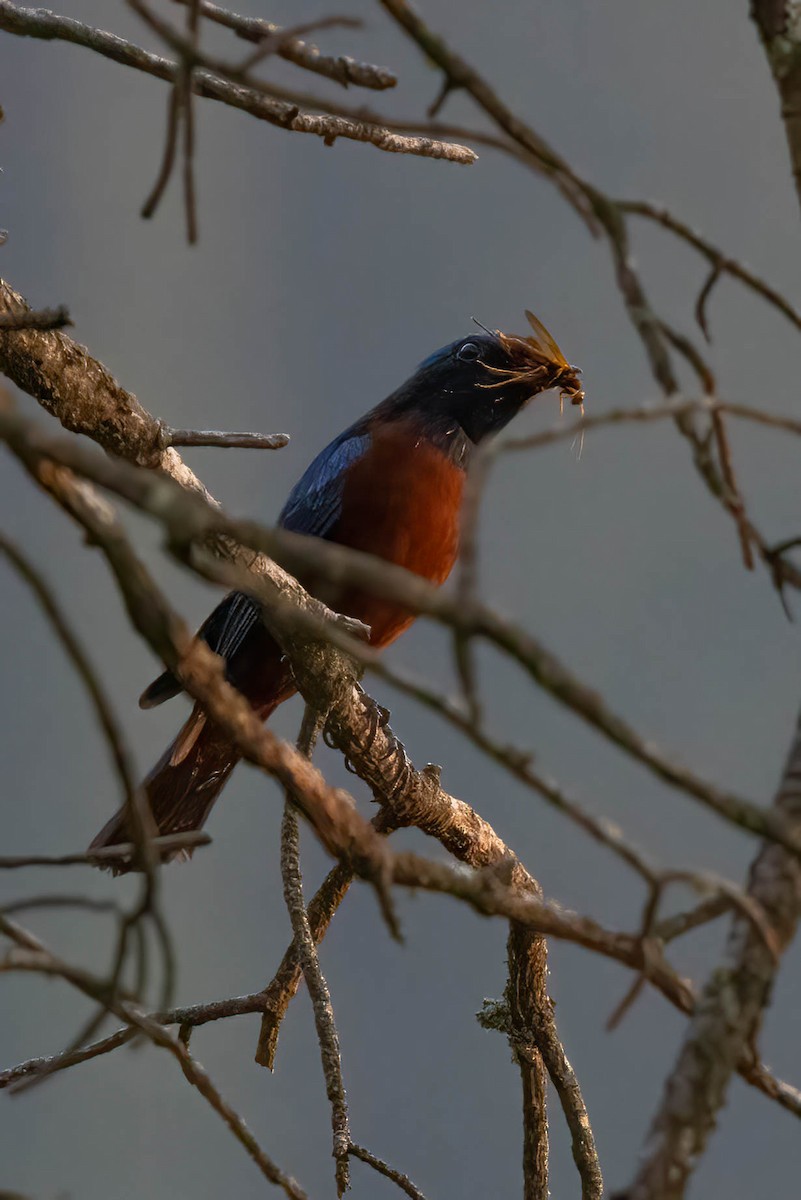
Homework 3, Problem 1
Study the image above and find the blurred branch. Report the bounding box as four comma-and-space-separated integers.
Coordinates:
0, 534, 139, 820
751, 2, 801, 221
170, 0, 397, 90
133, 0, 200, 242
0, 2, 475, 164
377, 0, 596, 227
622, 705, 801, 1198
0, 831, 211, 869
1, 895, 121, 916
0, 532, 179, 1017
0, 305, 71, 331
0, 916, 308, 1199
502, 396, 801, 452
619, 199, 801, 337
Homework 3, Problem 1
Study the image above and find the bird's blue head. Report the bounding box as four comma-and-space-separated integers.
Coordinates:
380, 312, 584, 446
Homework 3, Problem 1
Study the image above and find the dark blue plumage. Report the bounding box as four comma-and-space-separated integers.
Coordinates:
280, 431, 371, 538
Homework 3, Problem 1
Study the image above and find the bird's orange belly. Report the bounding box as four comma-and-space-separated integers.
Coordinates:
324, 424, 465, 647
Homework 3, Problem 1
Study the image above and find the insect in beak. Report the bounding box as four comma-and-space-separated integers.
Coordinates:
480, 310, 585, 415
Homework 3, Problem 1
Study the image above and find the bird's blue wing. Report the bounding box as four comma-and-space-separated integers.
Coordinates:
279, 431, 370, 538
139, 432, 369, 708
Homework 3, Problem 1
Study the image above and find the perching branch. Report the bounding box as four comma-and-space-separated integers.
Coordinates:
1, 395, 792, 858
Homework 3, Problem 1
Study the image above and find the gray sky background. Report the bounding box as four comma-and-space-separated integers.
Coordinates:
2, 1, 801, 1197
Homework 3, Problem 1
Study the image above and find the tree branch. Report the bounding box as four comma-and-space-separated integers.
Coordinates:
751, 2, 801, 220
170, 0, 398, 90
621, 704, 801, 1198
1, 392, 790, 857
0, 916, 308, 1198
0, 3, 475, 163
281, 708, 351, 1197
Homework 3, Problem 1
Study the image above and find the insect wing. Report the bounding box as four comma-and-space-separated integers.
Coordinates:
524, 309, 569, 368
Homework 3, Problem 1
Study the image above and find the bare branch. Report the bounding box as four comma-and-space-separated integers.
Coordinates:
0, 3, 475, 163
502, 396, 801, 453
0, 832, 211, 869
349, 1143, 428, 1199
0, 305, 71, 331
0, 917, 308, 1198
506, 916, 550, 1200
255, 856, 364, 1070
0, 533, 138, 815
622, 705, 801, 1198
619, 198, 801, 336
161, 427, 289, 449
377, 0, 594, 226
0, 534, 178, 1010
170, 0, 397, 90
750, 4, 801, 223
281, 708, 351, 1197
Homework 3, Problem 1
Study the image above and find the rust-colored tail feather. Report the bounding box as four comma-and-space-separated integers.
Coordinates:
89, 705, 241, 872
91, 635, 296, 872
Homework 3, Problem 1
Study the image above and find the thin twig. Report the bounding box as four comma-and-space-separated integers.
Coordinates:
170, 0, 397, 90
452, 438, 497, 725
0, 534, 139, 816
236, 16, 361, 74
1, 895, 121, 916
281, 706, 351, 1197
0, 4, 474, 163
619, 198, 801, 336
162, 427, 289, 449
0, 831, 211, 869
0, 305, 71, 331
140, 77, 182, 220
378, 0, 595, 227
0, 918, 308, 1198
181, 0, 199, 244
0, 532, 176, 1015
622, 705, 801, 1197
2, 929, 799, 1123
349, 1143, 428, 1199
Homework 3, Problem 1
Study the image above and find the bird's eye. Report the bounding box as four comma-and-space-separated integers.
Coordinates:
457, 341, 480, 362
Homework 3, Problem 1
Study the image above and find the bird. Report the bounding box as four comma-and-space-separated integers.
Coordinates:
89, 313, 583, 869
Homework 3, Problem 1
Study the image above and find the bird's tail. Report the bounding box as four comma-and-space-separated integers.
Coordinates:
89, 654, 295, 873
89, 705, 241, 871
